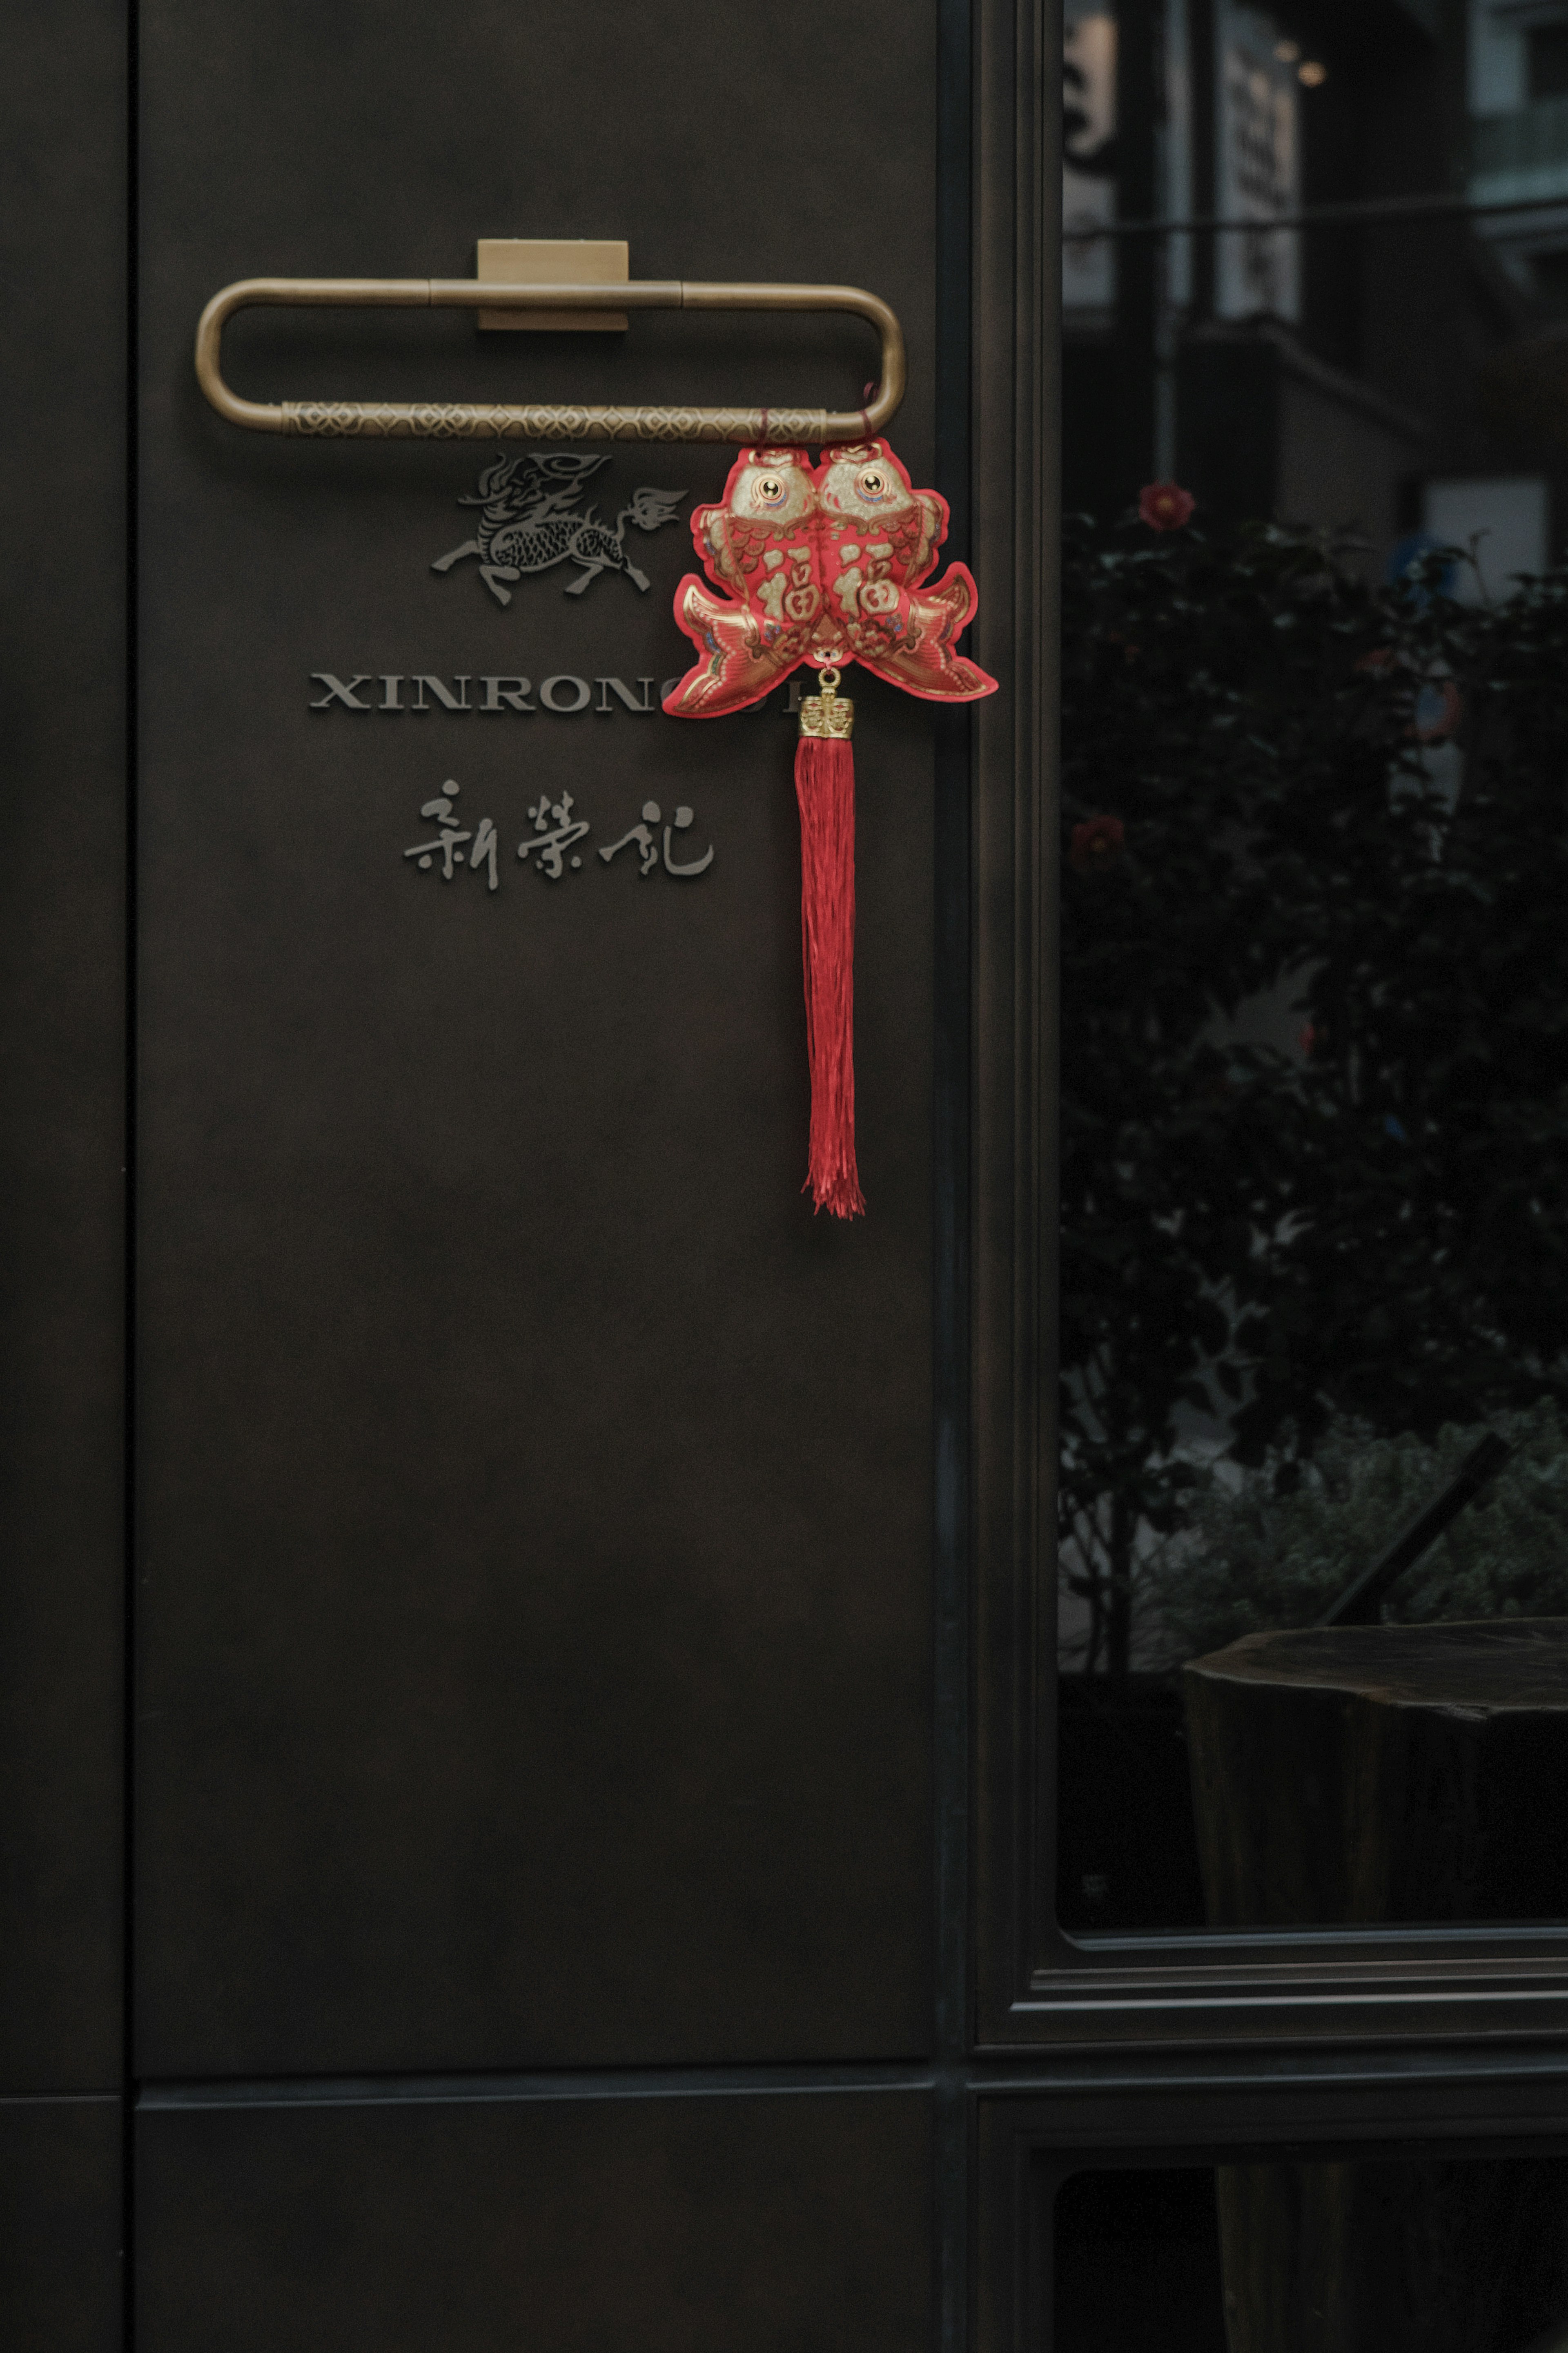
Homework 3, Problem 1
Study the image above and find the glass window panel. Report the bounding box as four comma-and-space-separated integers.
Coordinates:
1058, 0, 1568, 1931
1053, 2161, 1568, 2351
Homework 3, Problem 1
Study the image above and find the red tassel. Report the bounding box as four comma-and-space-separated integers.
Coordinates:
794, 730, 865, 1218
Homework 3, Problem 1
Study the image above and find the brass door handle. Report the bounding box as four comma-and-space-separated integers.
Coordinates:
194, 277, 906, 443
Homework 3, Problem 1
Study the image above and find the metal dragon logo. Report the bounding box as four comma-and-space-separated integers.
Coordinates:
431, 451, 686, 607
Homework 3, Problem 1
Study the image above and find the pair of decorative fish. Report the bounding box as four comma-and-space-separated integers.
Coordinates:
663, 440, 995, 718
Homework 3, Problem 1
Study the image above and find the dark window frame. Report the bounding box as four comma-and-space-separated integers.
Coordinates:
976, 2057, 1568, 2350
969, 0, 1568, 2054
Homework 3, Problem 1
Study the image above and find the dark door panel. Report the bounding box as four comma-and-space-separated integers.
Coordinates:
136, 0, 938, 2074
0, 2097, 122, 2353
136, 2087, 931, 2353
0, 0, 126, 2094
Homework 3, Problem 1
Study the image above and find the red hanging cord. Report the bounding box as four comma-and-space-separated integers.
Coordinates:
794, 671, 864, 1218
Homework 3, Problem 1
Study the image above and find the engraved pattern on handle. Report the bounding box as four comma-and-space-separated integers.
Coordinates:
284, 401, 833, 443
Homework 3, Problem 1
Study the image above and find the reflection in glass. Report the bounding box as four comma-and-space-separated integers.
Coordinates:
1057, 0, 1568, 1931
1053, 2163, 1568, 2353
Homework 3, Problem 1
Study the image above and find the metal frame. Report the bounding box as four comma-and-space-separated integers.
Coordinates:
193, 276, 906, 442
960, 0, 1568, 2340
976, 2050, 1568, 2353
968, 0, 1568, 2055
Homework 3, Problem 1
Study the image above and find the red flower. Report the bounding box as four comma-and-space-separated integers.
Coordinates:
1138, 480, 1195, 532
1298, 1022, 1316, 1058
1070, 814, 1125, 872
1410, 678, 1463, 743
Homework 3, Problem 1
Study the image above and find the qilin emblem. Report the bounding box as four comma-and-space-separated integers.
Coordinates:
431, 451, 686, 607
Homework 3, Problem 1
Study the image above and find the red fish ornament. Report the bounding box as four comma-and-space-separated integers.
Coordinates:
664, 441, 997, 1216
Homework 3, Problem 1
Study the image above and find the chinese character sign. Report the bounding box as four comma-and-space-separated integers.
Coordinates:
1063, 9, 1118, 313
1217, 0, 1301, 323
402, 779, 714, 895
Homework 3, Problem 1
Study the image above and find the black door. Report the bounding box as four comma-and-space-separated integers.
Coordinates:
4, 0, 1040, 2342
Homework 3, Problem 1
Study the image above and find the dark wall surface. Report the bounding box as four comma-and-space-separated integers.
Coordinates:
0, 2098, 122, 2353
136, 0, 938, 2076
0, 0, 125, 2093
136, 2088, 931, 2353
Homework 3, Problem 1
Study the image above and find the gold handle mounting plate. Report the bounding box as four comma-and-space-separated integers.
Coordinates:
475, 239, 629, 332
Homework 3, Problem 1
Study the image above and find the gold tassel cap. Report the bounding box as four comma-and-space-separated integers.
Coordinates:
798, 667, 855, 740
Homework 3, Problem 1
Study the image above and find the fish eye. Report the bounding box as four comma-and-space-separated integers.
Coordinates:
754, 473, 786, 505
857, 466, 889, 499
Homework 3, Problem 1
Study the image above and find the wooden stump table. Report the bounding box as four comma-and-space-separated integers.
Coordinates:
1182, 1620, 1568, 2351
1185, 1619, 1568, 1929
